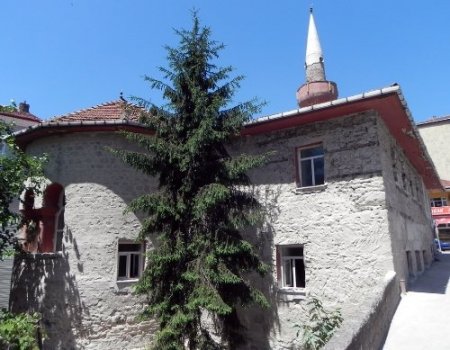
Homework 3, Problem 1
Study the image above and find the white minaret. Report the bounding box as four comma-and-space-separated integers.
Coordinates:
305, 8, 326, 82
296, 8, 338, 107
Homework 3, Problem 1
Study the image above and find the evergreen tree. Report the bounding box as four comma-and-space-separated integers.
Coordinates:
117, 14, 269, 349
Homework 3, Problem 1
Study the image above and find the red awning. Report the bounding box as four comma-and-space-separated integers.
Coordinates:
435, 217, 450, 225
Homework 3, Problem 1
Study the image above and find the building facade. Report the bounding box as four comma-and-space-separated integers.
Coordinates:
417, 116, 450, 244
9, 11, 440, 350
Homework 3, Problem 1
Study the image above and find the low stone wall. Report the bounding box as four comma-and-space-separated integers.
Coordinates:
324, 271, 400, 350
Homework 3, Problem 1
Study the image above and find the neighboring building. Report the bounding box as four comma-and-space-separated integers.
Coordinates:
417, 116, 450, 243
10, 10, 440, 350
0, 101, 41, 132
0, 101, 41, 309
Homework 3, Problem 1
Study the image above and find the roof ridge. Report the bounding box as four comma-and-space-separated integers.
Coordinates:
50, 99, 126, 121
0, 110, 41, 122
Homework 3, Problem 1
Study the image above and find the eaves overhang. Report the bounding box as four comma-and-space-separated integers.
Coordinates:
242, 85, 441, 190
14, 119, 153, 149
14, 85, 442, 190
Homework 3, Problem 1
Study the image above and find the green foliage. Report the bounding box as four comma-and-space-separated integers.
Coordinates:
0, 309, 42, 350
0, 101, 18, 113
116, 13, 269, 349
298, 297, 343, 350
0, 121, 46, 259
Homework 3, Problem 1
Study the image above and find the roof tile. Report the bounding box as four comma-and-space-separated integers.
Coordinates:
49, 100, 143, 122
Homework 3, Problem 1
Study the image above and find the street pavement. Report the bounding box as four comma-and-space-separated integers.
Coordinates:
383, 252, 450, 350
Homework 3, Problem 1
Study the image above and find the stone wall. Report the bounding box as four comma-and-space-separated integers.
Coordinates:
324, 271, 400, 350
10, 132, 158, 349
377, 118, 435, 285
10, 111, 435, 349
229, 111, 397, 349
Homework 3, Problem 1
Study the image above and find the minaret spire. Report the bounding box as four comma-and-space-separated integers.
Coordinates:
296, 8, 338, 107
305, 8, 325, 81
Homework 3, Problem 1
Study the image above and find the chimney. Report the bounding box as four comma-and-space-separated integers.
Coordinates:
19, 101, 30, 113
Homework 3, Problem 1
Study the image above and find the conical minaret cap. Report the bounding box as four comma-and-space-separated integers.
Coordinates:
305, 8, 323, 67
296, 8, 338, 107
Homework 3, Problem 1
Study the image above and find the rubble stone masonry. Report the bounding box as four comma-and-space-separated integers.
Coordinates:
10, 111, 434, 349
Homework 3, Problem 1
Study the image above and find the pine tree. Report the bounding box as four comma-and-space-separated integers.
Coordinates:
116, 14, 269, 349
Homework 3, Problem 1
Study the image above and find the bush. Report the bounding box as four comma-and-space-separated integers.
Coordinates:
0, 309, 41, 350
298, 297, 343, 350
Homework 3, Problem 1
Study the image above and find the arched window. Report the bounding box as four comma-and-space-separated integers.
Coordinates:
41, 183, 65, 252
21, 183, 65, 253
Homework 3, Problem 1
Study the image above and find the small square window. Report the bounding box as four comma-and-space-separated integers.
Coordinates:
297, 145, 324, 187
278, 245, 305, 289
117, 241, 145, 281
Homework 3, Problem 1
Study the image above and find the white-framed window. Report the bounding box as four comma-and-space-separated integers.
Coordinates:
297, 144, 324, 187
431, 197, 448, 207
278, 245, 305, 289
117, 241, 145, 281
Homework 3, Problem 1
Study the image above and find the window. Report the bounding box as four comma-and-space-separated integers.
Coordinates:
279, 245, 305, 289
117, 241, 145, 281
297, 145, 324, 187
430, 198, 448, 207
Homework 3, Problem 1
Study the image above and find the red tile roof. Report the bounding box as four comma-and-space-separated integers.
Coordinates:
0, 111, 41, 123
50, 100, 143, 122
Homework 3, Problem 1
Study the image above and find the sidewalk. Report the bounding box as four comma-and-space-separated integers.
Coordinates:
383, 252, 450, 350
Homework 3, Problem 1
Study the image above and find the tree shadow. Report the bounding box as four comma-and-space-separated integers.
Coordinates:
229, 184, 282, 350
10, 228, 87, 350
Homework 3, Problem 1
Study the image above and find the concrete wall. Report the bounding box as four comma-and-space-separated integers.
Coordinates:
10, 132, 158, 349
418, 122, 450, 180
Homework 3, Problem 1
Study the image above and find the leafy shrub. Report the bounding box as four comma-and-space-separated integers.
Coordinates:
298, 297, 343, 350
0, 309, 41, 350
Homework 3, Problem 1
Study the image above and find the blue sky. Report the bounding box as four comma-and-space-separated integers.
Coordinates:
2, 0, 450, 122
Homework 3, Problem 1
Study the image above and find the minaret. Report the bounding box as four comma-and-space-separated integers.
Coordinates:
296, 8, 338, 107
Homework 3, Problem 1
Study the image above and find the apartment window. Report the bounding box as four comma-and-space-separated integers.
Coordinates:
430, 198, 448, 207
117, 241, 144, 281
297, 145, 324, 187
279, 246, 305, 289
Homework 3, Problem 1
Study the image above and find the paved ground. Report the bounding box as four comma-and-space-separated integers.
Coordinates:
383, 252, 450, 350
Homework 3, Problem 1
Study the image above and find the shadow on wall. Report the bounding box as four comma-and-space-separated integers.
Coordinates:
9, 229, 87, 350
229, 184, 283, 350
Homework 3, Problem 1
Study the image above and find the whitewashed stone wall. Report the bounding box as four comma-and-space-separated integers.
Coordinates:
11, 132, 159, 349
10, 111, 435, 350
377, 119, 435, 283
227, 112, 397, 349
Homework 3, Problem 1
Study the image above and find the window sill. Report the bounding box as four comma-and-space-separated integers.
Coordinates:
294, 183, 327, 194
116, 278, 139, 284
277, 288, 306, 302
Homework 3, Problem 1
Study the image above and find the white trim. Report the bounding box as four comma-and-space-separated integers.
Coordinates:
297, 144, 324, 187
279, 245, 305, 289
117, 241, 145, 281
